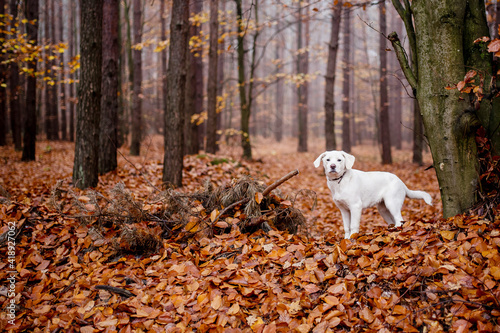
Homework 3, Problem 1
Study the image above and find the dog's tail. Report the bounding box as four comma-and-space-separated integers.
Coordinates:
406, 188, 433, 205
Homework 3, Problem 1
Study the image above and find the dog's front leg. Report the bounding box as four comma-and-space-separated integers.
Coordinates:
348, 204, 362, 238
338, 208, 351, 239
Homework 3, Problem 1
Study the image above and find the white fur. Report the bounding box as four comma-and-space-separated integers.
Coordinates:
314, 150, 433, 239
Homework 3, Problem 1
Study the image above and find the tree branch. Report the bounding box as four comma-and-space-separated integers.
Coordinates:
388, 31, 417, 91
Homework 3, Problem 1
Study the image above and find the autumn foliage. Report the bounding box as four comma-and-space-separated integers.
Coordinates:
1, 140, 499, 332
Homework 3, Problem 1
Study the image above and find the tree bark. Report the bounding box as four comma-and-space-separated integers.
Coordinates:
99, 0, 119, 174
413, 0, 478, 216
341, 7, 351, 153
206, 0, 219, 154
324, 0, 342, 151
379, 1, 392, 164
130, 0, 142, 156
184, 0, 203, 155
163, 0, 189, 187
73, 0, 102, 189
22, 0, 39, 161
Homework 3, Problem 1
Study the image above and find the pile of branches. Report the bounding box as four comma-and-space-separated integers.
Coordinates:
51, 170, 314, 256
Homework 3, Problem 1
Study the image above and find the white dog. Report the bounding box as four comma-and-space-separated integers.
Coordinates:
314, 150, 432, 239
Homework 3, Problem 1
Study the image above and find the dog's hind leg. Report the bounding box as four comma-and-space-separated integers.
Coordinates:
384, 197, 405, 227
377, 202, 395, 226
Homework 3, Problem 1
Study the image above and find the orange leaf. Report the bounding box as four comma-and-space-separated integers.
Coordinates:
255, 192, 263, 204
211, 294, 222, 310
440, 230, 457, 241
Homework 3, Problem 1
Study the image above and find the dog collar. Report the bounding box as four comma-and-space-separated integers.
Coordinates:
328, 171, 346, 184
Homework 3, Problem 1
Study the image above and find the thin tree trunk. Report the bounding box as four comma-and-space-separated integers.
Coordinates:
68, 0, 75, 142
0, 0, 6, 146
22, 0, 39, 160
216, 0, 225, 149
59, 0, 67, 141
297, 1, 309, 152
9, 0, 21, 150
412, 99, 423, 165
324, 0, 342, 151
184, 0, 203, 155
235, 0, 251, 159
341, 8, 351, 153
73, 0, 102, 189
163, 0, 189, 187
160, 0, 167, 139
130, 0, 142, 156
206, 0, 219, 154
99, 0, 119, 174
379, 1, 392, 164
274, 17, 284, 142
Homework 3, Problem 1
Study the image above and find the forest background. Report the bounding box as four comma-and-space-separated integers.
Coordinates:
1, 0, 500, 332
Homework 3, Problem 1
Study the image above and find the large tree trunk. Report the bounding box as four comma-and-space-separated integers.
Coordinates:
130, 0, 142, 156
412, 1, 478, 217
73, 0, 102, 189
163, 0, 189, 187
379, 1, 392, 164
99, 0, 119, 174
324, 0, 342, 151
341, 7, 351, 153
9, 0, 21, 150
184, 0, 203, 155
22, 0, 39, 161
206, 0, 219, 154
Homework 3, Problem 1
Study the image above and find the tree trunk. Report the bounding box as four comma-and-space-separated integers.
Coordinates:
99, 0, 119, 174
341, 7, 351, 153
235, 0, 253, 160
324, 0, 342, 151
160, 0, 167, 135
9, 0, 21, 150
130, 0, 142, 156
412, 0, 478, 216
274, 17, 284, 143
73, 0, 102, 189
297, 2, 309, 153
59, 0, 67, 141
0, 0, 6, 146
68, 0, 75, 142
184, 0, 203, 155
379, 1, 392, 164
163, 0, 189, 187
22, 0, 39, 161
412, 99, 424, 165
206, 0, 219, 154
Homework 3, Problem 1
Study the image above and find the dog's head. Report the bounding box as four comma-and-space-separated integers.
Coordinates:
313, 150, 355, 177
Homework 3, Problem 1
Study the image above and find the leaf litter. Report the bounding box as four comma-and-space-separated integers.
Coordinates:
0, 139, 499, 332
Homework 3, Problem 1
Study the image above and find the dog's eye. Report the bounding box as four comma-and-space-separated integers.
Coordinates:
326, 159, 330, 162
337, 159, 341, 162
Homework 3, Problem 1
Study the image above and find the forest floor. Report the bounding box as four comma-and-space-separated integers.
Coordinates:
0, 137, 499, 332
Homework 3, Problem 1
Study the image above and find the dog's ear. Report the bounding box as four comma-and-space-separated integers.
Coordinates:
313, 153, 326, 168
343, 152, 355, 169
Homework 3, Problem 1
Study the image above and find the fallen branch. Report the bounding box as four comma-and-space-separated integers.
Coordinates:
95, 285, 136, 299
